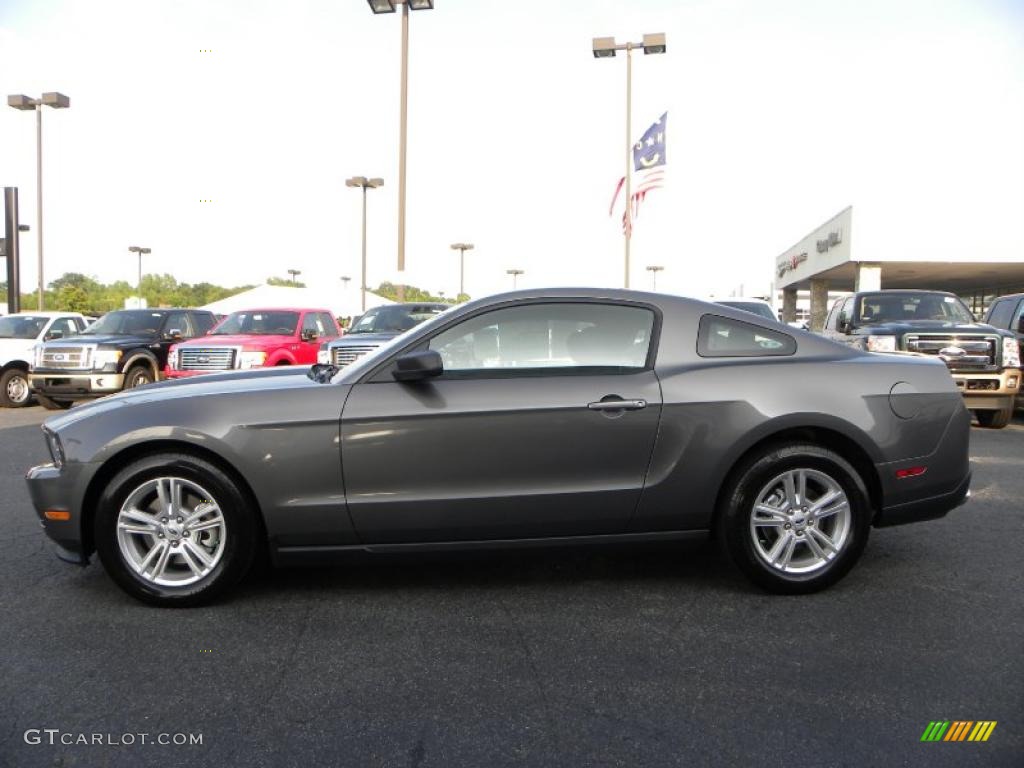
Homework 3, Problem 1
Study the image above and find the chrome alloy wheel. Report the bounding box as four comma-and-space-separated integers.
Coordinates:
6, 372, 29, 404
749, 468, 851, 575
116, 477, 227, 587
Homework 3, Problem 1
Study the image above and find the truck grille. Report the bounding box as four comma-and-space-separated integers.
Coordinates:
179, 348, 237, 371
905, 335, 997, 370
332, 344, 382, 367
40, 346, 92, 370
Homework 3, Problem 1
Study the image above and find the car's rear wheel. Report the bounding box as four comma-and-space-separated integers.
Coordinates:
975, 407, 1012, 429
0, 368, 32, 407
124, 365, 155, 389
36, 394, 73, 410
718, 443, 871, 594
94, 453, 258, 606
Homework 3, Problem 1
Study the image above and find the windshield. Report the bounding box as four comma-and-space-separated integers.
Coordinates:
82, 311, 166, 335
856, 293, 975, 324
0, 315, 47, 339
718, 301, 776, 321
348, 305, 445, 334
211, 310, 299, 336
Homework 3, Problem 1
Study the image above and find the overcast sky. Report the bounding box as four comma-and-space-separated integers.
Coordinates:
1, 0, 1021, 300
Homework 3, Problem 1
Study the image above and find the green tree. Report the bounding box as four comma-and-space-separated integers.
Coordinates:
267, 276, 306, 288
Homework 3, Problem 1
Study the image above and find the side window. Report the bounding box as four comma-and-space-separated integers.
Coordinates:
162, 312, 192, 338
1012, 300, 1024, 331
984, 299, 1013, 330
319, 312, 339, 337
47, 317, 79, 339
428, 302, 655, 374
301, 313, 322, 336
697, 314, 797, 357
191, 312, 216, 335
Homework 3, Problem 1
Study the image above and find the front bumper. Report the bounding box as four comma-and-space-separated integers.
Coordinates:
25, 462, 90, 564
29, 371, 125, 398
952, 368, 1020, 411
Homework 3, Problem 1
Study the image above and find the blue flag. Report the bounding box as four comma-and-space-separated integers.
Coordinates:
633, 112, 667, 172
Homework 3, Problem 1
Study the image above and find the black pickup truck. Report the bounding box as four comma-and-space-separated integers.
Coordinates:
29, 308, 217, 409
822, 290, 1021, 428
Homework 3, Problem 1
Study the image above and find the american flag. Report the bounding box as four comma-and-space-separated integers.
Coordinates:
609, 112, 667, 235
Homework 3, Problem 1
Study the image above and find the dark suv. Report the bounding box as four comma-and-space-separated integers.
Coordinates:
30, 308, 216, 409
821, 290, 1021, 428
318, 303, 448, 368
983, 293, 1024, 411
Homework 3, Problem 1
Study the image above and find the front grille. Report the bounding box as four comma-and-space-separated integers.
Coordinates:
179, 347, 236, 371
40, 346, 92, 370
332, 344, 382, 367
905, 335, 997, 370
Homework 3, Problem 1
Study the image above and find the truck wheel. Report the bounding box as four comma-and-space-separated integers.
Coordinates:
975, 408, 1013, 429
36, 394, 73, 410
125, 365, 155, 389
0, 368, 32, 408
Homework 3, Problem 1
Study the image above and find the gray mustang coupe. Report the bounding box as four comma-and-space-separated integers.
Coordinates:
26, 289, 971, 606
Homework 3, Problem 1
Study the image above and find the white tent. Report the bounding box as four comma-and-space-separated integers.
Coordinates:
200, 284, 393, 318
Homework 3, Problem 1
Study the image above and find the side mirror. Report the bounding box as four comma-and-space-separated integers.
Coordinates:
165, 328, 183, 340
393, 350, 443, 382
301, 328, 319, 342
45, 329, 64, 340
838, 316, 852, 334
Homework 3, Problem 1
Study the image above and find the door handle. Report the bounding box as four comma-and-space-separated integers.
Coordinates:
588, 399, 647, 411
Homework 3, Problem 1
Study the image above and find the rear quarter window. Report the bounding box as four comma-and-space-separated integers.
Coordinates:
697, 314, 797, 357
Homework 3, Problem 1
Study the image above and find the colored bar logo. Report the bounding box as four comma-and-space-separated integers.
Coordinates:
921, 721, 997, 742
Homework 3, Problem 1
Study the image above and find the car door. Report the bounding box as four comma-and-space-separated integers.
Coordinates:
341, 300, 664, 543
297, 313, 325, 364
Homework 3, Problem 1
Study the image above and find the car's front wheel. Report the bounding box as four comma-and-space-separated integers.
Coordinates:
718, 443, 871, 594
0, 368, 32, 407
94, 453, 259, 606
124, 365, 155, 389
974, 407, 1013, 429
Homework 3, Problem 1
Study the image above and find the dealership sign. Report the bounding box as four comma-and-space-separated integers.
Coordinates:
816, 229, 843, 253
777, 251, 808, 279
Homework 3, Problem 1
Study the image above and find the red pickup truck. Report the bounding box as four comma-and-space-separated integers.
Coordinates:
166, 307, 340, 378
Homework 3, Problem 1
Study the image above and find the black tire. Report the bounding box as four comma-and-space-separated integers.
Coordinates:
124, 364, 155, 389
93, 452, 259, 607
975, 408, 1012, 429
0, 368, 32, 408
36, 394, 73, 410
717, 443, 872, 594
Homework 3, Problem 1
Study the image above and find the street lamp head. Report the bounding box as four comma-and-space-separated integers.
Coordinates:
450, 243, 474, 251
592, 37, 617, 58
367, 178, 384, 188
407, 0, 434, 9
642, 33, 667, 55
367, 0, 396, 13
40, 92, 71, 109
7, 94, 37, 110
128, 246, 151, 255
346, 176, 368, 187
506, 269, 524, 275
646, 265, 664, 272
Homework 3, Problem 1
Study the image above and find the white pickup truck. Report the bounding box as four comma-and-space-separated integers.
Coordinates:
0, 312, 89, 407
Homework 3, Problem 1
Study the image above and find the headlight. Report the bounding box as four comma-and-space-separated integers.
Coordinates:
1004, 337, 1021, 369
93, 349, 122, 368
33, 344, 43, 369
168, 349, 179, 370
43, 428, 65, 469
239, 351, 267, 369
866, 335, 898, 353
317, 349, 330, 365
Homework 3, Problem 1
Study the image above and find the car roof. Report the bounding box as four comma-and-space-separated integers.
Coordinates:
990, 293, 1024, 302
221, 307, 333, 314
4, 311, 86, 318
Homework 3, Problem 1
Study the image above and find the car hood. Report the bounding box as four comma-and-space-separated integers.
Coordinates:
177, 334, 295, 347
854, 321, 1007, 335
46, 333, 157, 347
329, 332, 397, 345
43, 365, 316, 432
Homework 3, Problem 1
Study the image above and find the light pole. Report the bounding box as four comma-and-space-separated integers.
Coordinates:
506, 268, 524, 289
346, 176, 384, 312
450, 242, 474, 298
7, 92, 71, 310
128, 246, 151, 296
645, 265, 664, 291
365, 0, 434, 302
341, 275, 352, 290
592, 34, 665, 289
287, 269, 302, 285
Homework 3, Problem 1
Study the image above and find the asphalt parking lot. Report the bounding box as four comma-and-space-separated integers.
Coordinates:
0, 405, 1021, 768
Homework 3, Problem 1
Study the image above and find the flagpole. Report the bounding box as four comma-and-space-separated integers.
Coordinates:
624, 43, 633, 289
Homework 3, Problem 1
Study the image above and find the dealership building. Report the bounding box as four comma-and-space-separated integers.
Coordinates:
775, 206, 1024, 330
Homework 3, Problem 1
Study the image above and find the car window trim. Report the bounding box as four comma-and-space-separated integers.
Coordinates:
360, 298, 664, 384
